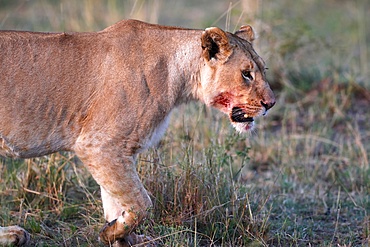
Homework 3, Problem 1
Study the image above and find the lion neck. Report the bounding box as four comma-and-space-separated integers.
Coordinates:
159, 30, 204, 106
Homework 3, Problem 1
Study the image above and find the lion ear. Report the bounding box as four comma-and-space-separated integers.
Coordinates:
201, 27, 232, 61
235, 25, 255, 43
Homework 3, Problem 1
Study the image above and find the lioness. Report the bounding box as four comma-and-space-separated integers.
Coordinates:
0, 19, 275, 246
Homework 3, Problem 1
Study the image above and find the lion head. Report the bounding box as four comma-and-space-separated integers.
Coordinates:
199, 25, 275, 132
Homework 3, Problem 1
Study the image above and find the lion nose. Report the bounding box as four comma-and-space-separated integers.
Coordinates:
261, 86, 276, 111
261, 99, 275, 111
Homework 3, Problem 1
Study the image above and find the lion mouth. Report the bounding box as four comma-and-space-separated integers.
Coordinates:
230, 107, 254, 123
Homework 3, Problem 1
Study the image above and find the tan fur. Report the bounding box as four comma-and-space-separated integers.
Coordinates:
0, 19, 275, 246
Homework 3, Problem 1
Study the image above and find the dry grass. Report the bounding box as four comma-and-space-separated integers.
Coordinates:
0, 0, 369, 246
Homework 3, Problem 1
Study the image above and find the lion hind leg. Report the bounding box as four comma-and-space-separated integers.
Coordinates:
0, 226, 30, 246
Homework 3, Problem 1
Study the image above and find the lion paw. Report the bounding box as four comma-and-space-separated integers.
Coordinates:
0, 226, 30, 246
99, 218, 127, 245
99, 218, 156, 246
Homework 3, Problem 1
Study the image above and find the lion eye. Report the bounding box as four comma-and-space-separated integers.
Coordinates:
242, 70, 253, 81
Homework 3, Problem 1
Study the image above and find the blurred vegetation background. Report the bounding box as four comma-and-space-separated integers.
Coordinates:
1, 0, 369, 90
0, 0, 369, 246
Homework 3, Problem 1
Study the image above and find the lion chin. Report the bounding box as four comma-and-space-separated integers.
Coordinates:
232, 121, 255, 133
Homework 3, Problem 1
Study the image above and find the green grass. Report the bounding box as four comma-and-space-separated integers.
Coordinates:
0, 0, 369, 246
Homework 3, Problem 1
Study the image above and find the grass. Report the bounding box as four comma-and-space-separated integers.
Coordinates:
0, 0, 369, 246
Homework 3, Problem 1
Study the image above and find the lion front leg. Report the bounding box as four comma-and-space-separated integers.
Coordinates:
99, 186, 153, 246
75, 146, 152, 246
